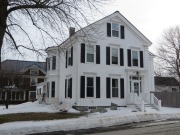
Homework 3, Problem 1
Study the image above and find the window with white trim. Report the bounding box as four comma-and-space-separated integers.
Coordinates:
86, 77, 94, 97
86, 45, 94, 62
30, 78, 37, 86
47, 82, 50, 98
112, 23, 119, 37
51, 81, 55, 97
52, 56, 56, 70
112, 78, 119, 97
132, 50, 139, 67
111, 48, 118, 65
30, 70, 39, 76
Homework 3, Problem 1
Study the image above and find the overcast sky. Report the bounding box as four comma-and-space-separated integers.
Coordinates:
3, 0, 180, 61
103, 0, 180, 53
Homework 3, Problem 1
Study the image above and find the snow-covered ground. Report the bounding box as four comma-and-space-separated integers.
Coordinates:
1, 102, 180, 135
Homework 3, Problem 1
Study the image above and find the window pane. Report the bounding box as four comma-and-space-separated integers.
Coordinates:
112, 48, 118, 57
87, 46, 94, 54
52, 56, 56, 69
112, 23, 119, 30
112, 56, 118, 64
87, 77, 94, 86
87, 54, 94, 62
132, 51, 138, 59
112, 79, 118, 87
87, 87, 94, 97
133, 59, 138, 66
112, 30, 119, 37
112, 88, 118, 97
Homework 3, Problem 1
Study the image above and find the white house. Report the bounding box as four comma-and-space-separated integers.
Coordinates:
44, 11, 160, 111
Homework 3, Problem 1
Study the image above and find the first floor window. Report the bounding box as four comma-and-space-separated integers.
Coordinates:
29, 91, 36, 100
132, 50, 138, 66
112, 79, 118, 97
51, 82, 55, 97
65, 78, 72, 98
86, 77, 94, 97
112, 48, 118, 64
86, 45, 94, 62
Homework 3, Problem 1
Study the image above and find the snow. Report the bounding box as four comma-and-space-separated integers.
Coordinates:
1, 102, 180, 135
0, 101, 58, 115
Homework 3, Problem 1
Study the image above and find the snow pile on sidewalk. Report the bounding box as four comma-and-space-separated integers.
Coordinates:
1, 102, 180, 135
0, 101, 58, 115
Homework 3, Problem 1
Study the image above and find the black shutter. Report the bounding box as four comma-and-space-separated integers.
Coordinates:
81, 43, 85, 63
65, 79, 67, 98
106, 77, 111, 98
140, 51, 144, 68
127, 49, 131, 67
120, 78, 124, 98
107, 23, 111, 37
96, 77, 100, 98
69, 78, 72, 98
96, 45, 100, 64
106, 47, 110, 65
66, 51, 68, 68
120, 48, 124, 66
80, 76, 85, 98
121, 26, 125, 39
71, 47, 73, 66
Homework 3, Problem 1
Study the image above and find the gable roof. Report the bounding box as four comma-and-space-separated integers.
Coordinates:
1, 60, 46, 73
46, 11, 152, 51
155, 76, 179, 86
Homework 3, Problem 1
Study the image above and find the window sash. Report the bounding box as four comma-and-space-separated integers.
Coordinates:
132, 51, 138, 66
111, 48, 118, 64
68, 50, 71, 66
112, 79, 119, 97
52, 56, 56, 70
86, 77, 94, 97
112, 23, 119, 37
51, 82, 55, 97
86, 46, 94, 62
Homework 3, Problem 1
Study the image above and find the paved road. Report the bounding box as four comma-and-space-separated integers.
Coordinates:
86, 121, 180, 135
29, 121, 180, 135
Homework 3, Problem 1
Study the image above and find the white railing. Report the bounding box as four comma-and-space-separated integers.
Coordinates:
150, 93, 161, 111
130, 93, 144, 112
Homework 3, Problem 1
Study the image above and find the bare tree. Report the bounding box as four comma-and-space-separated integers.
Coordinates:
156, 26, 180, 84
0, 0, 110, 69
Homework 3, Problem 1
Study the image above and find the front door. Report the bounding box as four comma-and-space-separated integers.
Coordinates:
132, 81, 140, 96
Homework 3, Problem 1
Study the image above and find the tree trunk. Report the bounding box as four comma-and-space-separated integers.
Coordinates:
0, 0, 8, 70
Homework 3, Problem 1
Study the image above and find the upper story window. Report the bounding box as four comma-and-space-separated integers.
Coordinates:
111, 48, 118, 65
132, 50, 139, 67
66, 47, 73, 68
47, 57, 51, 71
112, 23, 119, 37
86, 45, 94, 63
68, 49, 72, 66
52, 56, 56, 70
107, 23, 125, 39
30, 78, 37, 86
30, 70, 39, 76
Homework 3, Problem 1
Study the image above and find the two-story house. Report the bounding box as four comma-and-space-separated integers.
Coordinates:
44, 11, 157, 110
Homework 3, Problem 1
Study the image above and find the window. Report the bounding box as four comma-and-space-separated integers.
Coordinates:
112, 48, 118, 64
172, 87, 177, 92
65, 78, 72, 98
30, 78, 37, 86
112, 23, 119, 37
112, 79, 118, 97
30, 70, 39, 76
51, 82, 55, 97
68, 49, 72, 66
52, 56, 56, 70
132, 50, 138, 67
86, 45, 94, 62
86, 77, 94, 97
29, 91, 36, 100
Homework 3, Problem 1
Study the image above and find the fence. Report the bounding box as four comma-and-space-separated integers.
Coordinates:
153, 92, 180, 108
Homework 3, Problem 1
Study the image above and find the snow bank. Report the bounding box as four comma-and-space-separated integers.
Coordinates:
0, 101, 58, 115
1, 102, 180, 135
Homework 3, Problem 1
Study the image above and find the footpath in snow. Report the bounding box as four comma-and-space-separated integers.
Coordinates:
1, 102, 180, 135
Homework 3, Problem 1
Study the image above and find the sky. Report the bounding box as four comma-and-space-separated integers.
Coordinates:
3, 0, 180, 61
103, 0, 180, 53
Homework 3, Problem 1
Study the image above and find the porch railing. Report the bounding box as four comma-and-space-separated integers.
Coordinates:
130, 93, 144, 112
150, 93, 161, 111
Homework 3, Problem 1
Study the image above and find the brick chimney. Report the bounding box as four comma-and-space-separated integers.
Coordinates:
69, 27, 75, 37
